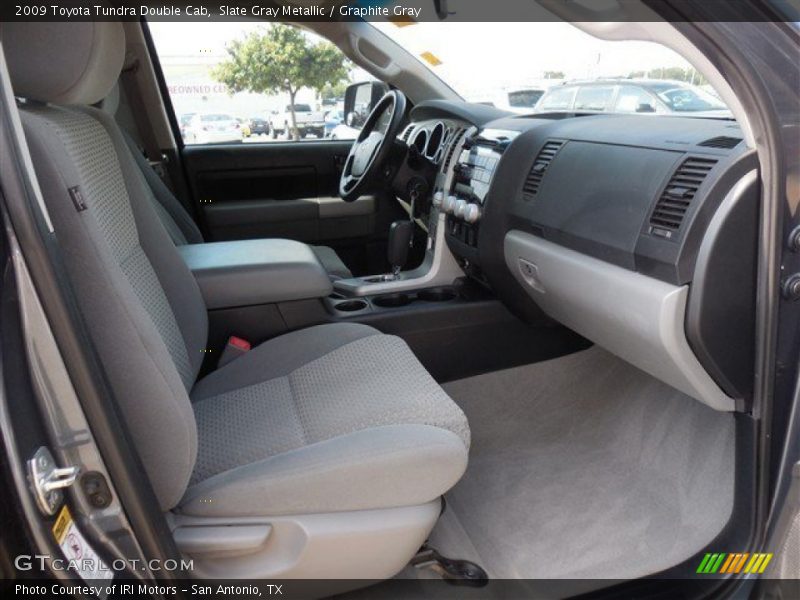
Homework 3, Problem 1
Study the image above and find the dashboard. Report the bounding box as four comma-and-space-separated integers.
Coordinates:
404, 101, 759, 413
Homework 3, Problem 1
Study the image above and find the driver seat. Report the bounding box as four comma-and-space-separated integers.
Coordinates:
3, 21, 469, 582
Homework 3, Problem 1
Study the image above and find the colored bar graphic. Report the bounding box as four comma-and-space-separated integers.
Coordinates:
700, 552, 774, 574
697, 553, 713, 573
719, 554, 735, 573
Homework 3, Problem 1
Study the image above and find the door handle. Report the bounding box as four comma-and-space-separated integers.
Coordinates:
333, 154, 347, 172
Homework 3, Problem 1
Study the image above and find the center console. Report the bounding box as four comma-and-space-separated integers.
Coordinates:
178, 239, 332, 309
331, 124, 474, 298
440, 128, 518, 265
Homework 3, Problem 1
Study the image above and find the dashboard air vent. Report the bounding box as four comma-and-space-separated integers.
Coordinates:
649, 156, 718, 235
443, 128, 466, 170
522, 140, 564, 200
698, 136, 742, 149
400, 124, 414, 143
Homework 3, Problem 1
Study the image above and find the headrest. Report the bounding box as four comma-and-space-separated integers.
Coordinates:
99, 82, 120, 116
1, 21, 125, 105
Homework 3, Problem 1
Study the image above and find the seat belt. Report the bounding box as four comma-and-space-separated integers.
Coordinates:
119, 56, 169, 184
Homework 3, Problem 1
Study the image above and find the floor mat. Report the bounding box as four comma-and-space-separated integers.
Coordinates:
430, 346, 735, 582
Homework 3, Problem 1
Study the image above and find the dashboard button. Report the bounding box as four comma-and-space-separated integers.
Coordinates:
443, 195, 458, 214
432, 191, 444, 208
464, 203, 481, 223
455, 199, 468, 219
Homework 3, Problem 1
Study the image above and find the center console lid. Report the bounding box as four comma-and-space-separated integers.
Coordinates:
178, 239, 332, 309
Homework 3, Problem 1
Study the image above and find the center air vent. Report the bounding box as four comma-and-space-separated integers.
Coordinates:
649, 156, 718, 237
400, 124, 414, 143
522, 140, 564, 201
443, 128, 466, 170
698, 136, 742, 149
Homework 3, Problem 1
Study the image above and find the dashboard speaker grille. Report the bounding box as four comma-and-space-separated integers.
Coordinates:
649, 156, 718, 234
522, 140, 564, 201
698, 136, 742, 149
443, 128, 466, 170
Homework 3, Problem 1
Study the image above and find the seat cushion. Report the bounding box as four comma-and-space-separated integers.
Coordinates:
181, 323, 469, 517
311, 245, 353, 280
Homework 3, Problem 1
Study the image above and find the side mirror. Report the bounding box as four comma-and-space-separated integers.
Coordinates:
636, 102, 656, 113
343, 81, 389, 130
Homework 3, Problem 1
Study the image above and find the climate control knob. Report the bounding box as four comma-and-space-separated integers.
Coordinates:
464, 203, 482, 223
442, 195, 458, 214
454, 199, 468, 219
432, 191, 444, 208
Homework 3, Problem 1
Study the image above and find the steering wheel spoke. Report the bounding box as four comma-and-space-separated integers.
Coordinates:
339, 90, 407, 202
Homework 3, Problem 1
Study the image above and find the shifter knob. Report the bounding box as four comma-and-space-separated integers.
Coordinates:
387, 220, 413, 273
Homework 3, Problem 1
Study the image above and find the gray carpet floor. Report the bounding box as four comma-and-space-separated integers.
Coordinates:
428, 346, 736, 582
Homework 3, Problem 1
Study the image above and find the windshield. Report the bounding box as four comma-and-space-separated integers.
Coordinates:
291, 104, 312, 112
372, 22, 731, 116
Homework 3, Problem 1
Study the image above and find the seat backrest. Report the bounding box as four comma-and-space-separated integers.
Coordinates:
119, 127, 205, 246
2, 21, 207, 509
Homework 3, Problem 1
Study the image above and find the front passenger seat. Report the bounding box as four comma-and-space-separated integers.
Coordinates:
3, 21, 469, 581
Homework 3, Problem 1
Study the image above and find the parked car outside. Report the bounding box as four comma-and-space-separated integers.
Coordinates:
534, 79, 732, 117
324, 109, 344, 137
269, 103, 326, 138
182, 113, 242, 144
469, 88, 548, 114
329, 119, 360, 140
249, 116, 270, 136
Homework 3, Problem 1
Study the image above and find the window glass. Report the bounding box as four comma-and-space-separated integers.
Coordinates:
148, 22, 376, 144
648, 84, 729, 112
538, 87, 577, 111
614, 86, 657, 113
573, 86, 615, 111
508, 90, 544, 109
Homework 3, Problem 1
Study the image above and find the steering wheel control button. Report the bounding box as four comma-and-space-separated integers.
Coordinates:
464, 203, 481, 223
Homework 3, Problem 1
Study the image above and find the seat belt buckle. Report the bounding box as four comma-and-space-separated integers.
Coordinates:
218, 336, 251, 368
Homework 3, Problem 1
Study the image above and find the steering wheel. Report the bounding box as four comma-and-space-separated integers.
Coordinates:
339, 90, 407, 202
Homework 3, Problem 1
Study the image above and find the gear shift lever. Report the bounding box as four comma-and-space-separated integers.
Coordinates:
387, 220, 413, 279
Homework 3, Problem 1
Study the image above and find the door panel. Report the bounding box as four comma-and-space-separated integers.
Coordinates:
180, 140, 404, 276
182, 140, 346, 240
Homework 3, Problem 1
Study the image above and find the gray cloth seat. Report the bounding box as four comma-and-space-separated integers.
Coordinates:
119, 125, 353, 280
4, 21, 469, 518
183, 322, 469, 517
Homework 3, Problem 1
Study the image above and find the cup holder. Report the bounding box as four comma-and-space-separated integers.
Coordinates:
417, 287, 457, 302
373, 293, 412, 308
334, 299, 368, 312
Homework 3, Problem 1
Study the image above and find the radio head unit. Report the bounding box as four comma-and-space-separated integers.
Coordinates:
452, 128, 516, 204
